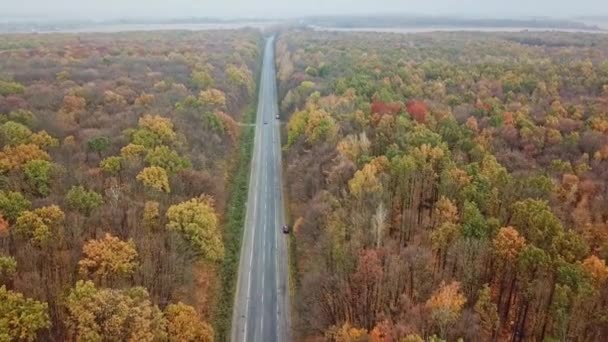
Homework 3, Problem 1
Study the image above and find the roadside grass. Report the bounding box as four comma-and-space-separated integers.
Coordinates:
214, 39, 263, 341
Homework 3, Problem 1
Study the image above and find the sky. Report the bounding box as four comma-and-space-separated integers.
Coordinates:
1, 0, 607, 20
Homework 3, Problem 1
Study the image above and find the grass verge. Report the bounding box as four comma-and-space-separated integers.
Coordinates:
214, 39, 263, 341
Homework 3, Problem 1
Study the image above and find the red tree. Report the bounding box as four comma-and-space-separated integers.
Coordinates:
406, 100, 428, 123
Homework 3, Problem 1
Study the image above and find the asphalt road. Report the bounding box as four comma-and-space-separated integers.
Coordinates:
231, 36, 290, 342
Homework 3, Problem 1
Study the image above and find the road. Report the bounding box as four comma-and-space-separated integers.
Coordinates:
231, 36, 290, 342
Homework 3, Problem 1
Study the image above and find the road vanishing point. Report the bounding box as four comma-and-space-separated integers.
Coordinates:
231, 36, 291, 342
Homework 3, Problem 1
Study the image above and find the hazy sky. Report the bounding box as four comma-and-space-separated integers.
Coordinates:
2, 0, 607, 19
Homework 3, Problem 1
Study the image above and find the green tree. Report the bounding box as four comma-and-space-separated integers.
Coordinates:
0, 256, 16, 284
0, 285, 50, 341
0, 191, 31, 222
0, 80, 25, 96
475, 284, 499, 341
66, 186, 103, 217
191, 69, 214, 89
23, 159, 53, 197
87, 136, 110, 158
165, 197, 223, 261
461, 201, 487, 239
0, 121, 32, 146
100, 156, 123, 175
145, 146, 190, 173
511, 199, 563, 250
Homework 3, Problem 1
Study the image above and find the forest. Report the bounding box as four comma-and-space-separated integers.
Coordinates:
0, 29, 261, 341
277, 30, 608, 341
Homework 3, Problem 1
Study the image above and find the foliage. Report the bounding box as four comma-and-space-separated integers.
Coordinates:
66, 186, 103, 217
144, 145, 190, 174
13, 205, 64, 248
0, 79, 25, 96
23, 159, 53, 197
165, 302, 214, 342
165, 197, 223, 261
64, 280, 166, 342
0, 190, 31, 222
79, 233, 139, 283
137, 166, 170, 193
0, 286, 50, 341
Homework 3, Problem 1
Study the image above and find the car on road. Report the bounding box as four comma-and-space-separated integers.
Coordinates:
264, 121, 268, 124
276, 114, 280, 120
282, 224, 289, 234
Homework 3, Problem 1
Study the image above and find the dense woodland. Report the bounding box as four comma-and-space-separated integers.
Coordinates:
0, 30, 260, 341
277, 30, 608, 341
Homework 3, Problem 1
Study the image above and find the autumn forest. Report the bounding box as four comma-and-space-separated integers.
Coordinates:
277, 31, 608, 341
1, 25, 608, 342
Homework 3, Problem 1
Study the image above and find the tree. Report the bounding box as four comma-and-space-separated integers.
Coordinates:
510, 199, 562, 250
79, 233, 138, 284
325, 323, 369, 342
0, 191, 31, 222
461, 201, 487, 239
137, 166, 170, 193
133, 115, 176, 148
61, 94, 86, 113
493, 226, 526, 263
23, 159, 53, 197
13, 206, 64, 248
0, 286, 50, 341
199, 88, 227, 110
0, 121, 32, 146
87, 136, 110, 158
581, 255, 608, 287
145, 146, 190, 174
165, 197, 223, 261
0, 144, 49, 172
165, 302, 214, 342
29, 131, 58, 149
142, 201, 160, 229
0, 256, 16, 284
0, 80, 25, 96
426, 281, 466, 338
120, 144, 146, 160
475, 284, 500, 341
64, 280, 166, 342
100, 156, 123, 175
66, 186, 103, 217
191, 69, 214, 89
406, 100, 429, 123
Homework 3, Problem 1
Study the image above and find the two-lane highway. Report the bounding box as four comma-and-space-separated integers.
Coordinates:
231, 36, 290, 342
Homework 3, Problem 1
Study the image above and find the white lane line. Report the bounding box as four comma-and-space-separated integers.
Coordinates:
242, 39, 269, 342
260, 220, 266, 340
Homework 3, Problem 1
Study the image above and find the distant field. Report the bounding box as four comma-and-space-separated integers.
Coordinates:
0, 20, 276, 33
311, 25, 607, 34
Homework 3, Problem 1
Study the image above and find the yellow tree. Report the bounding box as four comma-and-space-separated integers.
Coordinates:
426, 281, 466, 338
79, 233, 138, 286
64, 280, 166, 342
165, 302, 214, 342
325, 323, 369, 342
137, 166, 170, 193
0, 286, 50, 341
165, 197, 223, 261
13, 205, 64, 248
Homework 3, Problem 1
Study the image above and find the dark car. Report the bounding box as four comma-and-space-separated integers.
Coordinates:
282, 224, 289, 234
